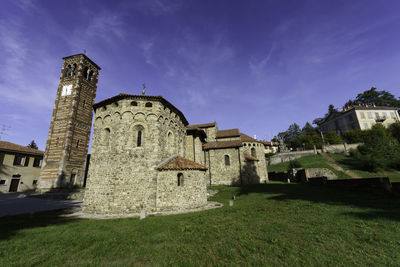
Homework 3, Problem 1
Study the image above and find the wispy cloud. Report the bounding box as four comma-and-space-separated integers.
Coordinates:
135, 0, 182, 16
0, 15, 57, 110
249, 43, 276, 76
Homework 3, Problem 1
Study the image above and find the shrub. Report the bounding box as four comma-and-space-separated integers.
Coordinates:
287, 160, 302, 173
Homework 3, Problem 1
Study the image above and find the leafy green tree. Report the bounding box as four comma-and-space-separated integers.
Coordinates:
301, 122, 317, 136
342, 129, 366, 144
389, 122, 400, 143
27, 140, 38, 149
324, 131, 342, 145
345, 87, 400, 107
351, 124, 400, 171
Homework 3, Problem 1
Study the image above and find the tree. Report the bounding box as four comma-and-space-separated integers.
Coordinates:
27, 140, 38, 149
389, 122, 400, 143
302, 122, 317, 136
345, 87, 400, 108
284, 123, 301, 146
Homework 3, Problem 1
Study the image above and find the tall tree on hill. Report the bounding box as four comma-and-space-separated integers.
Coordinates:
302, 122, 317, 136
344, 87, 400, 107
27, 140, 38, 150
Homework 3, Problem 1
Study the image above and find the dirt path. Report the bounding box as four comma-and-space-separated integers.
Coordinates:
320, 152, 360, 178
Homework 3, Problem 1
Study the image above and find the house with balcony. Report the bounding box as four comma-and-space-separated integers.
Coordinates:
317, 105, 400, 135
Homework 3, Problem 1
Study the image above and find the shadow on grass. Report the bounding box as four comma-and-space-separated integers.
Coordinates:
0, 208, 81, 241
238, 183, 400, 222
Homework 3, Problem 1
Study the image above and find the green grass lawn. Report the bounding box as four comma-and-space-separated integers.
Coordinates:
267, 154, 351, 178
1, 184, 400, 266
268, 153, 400, 182
328, 153, 400, 183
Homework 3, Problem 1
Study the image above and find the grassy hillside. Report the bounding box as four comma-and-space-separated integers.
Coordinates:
268, 153, 400, 182
1, 184, 400, 266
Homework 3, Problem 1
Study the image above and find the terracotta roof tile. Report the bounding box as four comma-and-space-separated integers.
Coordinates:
0, 141, 44, 156
93, 94, 189, 125
216, 129, 240, 138
243, 152, 259, 161
203, 140, 243, 150
186, 122, 216, 129
158, 156, 207, 171
240, 133, 259, 143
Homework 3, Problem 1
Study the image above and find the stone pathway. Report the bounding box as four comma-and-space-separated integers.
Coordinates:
320, 152, 360, 178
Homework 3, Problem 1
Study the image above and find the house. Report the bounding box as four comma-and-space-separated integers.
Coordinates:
0, 141, 43, 193
317, 105, 400, 135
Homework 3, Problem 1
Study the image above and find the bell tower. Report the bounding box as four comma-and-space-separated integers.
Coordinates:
38, 54, 101, 192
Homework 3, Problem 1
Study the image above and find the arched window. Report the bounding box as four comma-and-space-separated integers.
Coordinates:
177, 173, 184, 186
225, 155, 230, 166
167, 132, 173, 152
145, 102, 152, 107
133, 125, 145, 148
83, 66, 89, 79
251, 147, 256, 157
137, 130, 142, 147
103, 128, 110, 146
131, 101, 138, 106
88, 70, 94, 81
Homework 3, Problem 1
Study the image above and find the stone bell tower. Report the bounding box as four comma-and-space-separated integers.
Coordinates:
37, 54, 101, 192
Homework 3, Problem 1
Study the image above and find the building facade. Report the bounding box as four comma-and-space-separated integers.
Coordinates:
0, 141, 43, 193
318, 105, 400, 135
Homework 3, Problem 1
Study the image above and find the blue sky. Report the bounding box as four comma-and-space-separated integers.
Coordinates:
1, 0, 400, 150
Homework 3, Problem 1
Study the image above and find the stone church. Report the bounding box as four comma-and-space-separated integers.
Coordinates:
37, 54, 268, 215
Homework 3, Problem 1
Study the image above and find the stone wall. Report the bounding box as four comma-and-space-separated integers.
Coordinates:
206, 148, 241, 185
241, 142, 268, 183
83, 97, 207, 214
269, 150, 317, 165
323, 143, 361, 153
156, 170, 207, 211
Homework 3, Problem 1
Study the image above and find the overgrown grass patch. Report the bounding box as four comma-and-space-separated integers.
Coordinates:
268, 154, 350, 178
1, 183, 400, 265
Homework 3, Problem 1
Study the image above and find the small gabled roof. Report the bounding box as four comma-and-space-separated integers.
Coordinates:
216, 129, 240, 139
243, 152, 259, 161
0, 141, 44, 156
186, 122, 216, 129
158, 156, 207, 171
203, 140, 243, 150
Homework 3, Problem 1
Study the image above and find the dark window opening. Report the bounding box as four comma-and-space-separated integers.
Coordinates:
131, 101, 138, 106
137, 131, 142, 147
88, 70, 94, 81
76, 139, 80, 148
225, 155, 230, 166
66, 63, 77, 78
0, 180, 6, 185
0, 153, 4, 165
24, 157, 30, 167
83, 66, 89, 79
33, 158, 42, 167
13, 155, 24, 166
145, 102, 152, 107
251, 148, 256, 157
32, 180, 38, 186
178, 173, 184, 186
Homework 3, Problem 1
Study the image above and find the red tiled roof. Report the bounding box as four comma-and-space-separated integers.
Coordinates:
203, 140, 243, 150
240, 133, 259, 143
186, 122, 216, 129
158, 156, 207, 171
0, 141, 44, 156
93, 94, 189, 125
243, 152, 259, 161
216, 129, 240, 138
